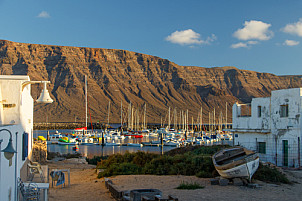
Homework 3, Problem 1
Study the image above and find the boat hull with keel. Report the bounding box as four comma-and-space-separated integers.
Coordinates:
212, 147, 259, 181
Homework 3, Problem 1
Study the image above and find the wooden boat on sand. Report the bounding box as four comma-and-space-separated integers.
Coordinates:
212, 147, 259, 181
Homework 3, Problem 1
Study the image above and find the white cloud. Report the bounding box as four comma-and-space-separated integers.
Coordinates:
37, 11, 50, 18
233, 20, 273, 41
230, 41, 259, 49
282, 18, 302, 37
231, 42, 248, 49
165, 29, 216, 46
283, 39, 300, 46
247, 41, 259, 45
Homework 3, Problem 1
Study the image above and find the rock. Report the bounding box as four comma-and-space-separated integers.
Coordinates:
247, 183, 261, 188
1, 40, 301, 123
210, 178, 219, 185
219, 178, 229, 186
32, 141, 47, 163
233, 178, 243, 186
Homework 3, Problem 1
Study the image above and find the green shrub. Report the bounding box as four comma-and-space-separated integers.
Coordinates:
176, 181, 204, 190
98, 162, 142, 178
86, 155, 108, 165
253, 163, 291, 184
132, 151, 159, 167
95, 145, 230, 179
196, 170, 212, 178
143, 155, 174, 175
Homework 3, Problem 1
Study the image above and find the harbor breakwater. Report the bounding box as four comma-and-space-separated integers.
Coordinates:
33, 122, 164, 130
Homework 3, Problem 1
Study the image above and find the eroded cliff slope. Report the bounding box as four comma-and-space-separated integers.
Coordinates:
1, 40, 301, 123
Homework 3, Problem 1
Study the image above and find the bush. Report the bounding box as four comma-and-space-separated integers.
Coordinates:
86, 155, 108, 165
47, 152, 60, 160
196, 170, 212, 178
176, 181, 204, 190
143, 155, 174, 175
95, 145, 231, 179
64, 152, 82, 159
98, 162, 142, 178
253, 163, 291, 184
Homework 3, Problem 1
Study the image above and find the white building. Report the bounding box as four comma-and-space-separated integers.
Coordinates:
0, 75, 52, 201
232, 88, 302, 168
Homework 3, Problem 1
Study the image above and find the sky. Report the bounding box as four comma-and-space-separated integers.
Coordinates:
0, 0, 302, 75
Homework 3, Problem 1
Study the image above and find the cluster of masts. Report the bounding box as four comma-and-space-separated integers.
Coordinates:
105, 100, 230, 133
161, 103, 230, 133
84, 75, 230, 132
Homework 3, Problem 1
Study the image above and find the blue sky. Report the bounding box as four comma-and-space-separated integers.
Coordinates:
0, 0, 302, 75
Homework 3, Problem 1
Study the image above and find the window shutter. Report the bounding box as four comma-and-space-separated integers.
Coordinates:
22, 132, 29, 160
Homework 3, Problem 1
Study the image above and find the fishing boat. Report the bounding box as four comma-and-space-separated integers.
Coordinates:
58, 137, 78, 145
47, 131, 63, 144
123, 132, 143, 138
212, 147, 259, 181
105, 140, 121, 146
37, 136, 46, 141
164, 141, 180, 147
79, 137, 94, 145
127, 143, 143, 147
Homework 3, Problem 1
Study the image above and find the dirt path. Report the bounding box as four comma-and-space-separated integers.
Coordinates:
47, 158, 113, 201
47, 158, 302, 201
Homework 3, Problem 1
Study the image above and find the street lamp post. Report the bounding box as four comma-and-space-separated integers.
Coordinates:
0, 129, 18, 201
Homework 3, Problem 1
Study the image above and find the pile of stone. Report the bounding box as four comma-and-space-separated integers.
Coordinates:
210, 177, 261, 188
104, 178, 178, 201
32, 141, 47, 164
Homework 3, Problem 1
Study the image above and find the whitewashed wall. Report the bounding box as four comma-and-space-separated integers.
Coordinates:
232, 88, 302, 167
0, 75, 34, 201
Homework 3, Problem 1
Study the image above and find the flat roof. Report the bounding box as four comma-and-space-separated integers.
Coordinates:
0, 75, 30, 81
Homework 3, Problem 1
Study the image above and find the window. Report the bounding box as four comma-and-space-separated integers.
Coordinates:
258, 106, 262, 117
257, 142, 266, 154
238, 104, 251, 117
22, 132, 29, 160
280, 105, 288, 117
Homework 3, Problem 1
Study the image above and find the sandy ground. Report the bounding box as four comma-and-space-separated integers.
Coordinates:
47, 158, 112, 201
46, 158, 302, 201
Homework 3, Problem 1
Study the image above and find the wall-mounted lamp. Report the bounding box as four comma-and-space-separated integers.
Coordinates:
22, 81, 53, 103
0, 128, 17, 160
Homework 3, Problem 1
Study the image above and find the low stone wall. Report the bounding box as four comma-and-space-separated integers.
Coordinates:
32, 141, 47, 164
34, 122, 87, 130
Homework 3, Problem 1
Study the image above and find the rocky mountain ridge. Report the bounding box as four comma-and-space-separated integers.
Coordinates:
0, 40, 301, 124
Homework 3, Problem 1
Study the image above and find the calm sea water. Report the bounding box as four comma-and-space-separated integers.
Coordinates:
34, 129, 176, 158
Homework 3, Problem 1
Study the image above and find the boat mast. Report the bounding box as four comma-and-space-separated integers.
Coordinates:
161, 116, 162, 128
186, 109, 188, 131
209, 112, 211, 133
214, 107, 216, 133
121, 100, 123, 129
168, 107, 170, 130
192, 116, 194, 133
200, 106, 203, 132
226, 102, 228, 130
174, 108, 176, 131
107, 100, 110, 129
144, 103, 146, 130
131, 106, 134, 130
85, 75, 88, 129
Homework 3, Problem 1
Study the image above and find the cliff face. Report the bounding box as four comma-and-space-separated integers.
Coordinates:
1, 40, 302, 123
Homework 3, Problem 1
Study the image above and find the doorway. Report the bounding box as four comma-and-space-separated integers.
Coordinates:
283, 140, 288, 167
